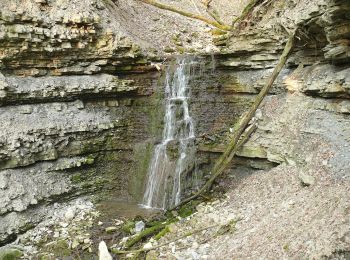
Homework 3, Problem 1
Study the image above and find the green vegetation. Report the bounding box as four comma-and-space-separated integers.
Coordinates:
43, 239, 71, 258
0, 249, 23, 260
283, 244, 290, 251
122, 220, 136, 234
178, 200, 200, 218
124, 223, 167, 248
154, 226, 170, 240
216, 219, 237, 236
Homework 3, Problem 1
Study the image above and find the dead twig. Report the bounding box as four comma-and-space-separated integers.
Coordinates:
137, 0, 231, 31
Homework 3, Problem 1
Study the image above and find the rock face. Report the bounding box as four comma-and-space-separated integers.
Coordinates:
0, 0, 349, 258
0, 0, 162, 245
205, 0, 350, 179
0, 74, 137, 105
0, 0, 150, 76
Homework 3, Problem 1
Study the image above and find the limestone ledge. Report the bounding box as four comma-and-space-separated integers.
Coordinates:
322, 0, 350, 62
0, 100, 136, 171
0, 203, 53, 246
0, 0, 152, 76
0, 73, 138, 105
0, 160, 70, 216
0, 154, 99, 217
199, 94, 350, 179
203, 68, 290, 95
0, 156, 86, 245
219, 0, 349, 70
217, 34, 284, 70
284, 64, 350, 98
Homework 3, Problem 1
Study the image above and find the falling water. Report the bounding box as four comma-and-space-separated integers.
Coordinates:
142, 57, 199, 209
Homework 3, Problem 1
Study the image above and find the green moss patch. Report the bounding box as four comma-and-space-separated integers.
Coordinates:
0, 248, 23, 260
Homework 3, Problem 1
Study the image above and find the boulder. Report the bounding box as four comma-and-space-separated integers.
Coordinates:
98, 241, 112, 260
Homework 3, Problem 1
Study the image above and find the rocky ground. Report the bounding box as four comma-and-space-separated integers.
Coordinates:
146, 165, 350, 259
0, 198, 97, 259
2, 158, 349, 259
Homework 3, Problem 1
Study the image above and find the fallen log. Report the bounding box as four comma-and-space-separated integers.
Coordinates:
124, 223, 167, 249
112, 223, 219, 254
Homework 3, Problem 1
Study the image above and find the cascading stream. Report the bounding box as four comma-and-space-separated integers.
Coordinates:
142, 57, 199, 209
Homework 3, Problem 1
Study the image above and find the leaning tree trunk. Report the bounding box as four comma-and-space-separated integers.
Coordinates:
170, 30, 297, 210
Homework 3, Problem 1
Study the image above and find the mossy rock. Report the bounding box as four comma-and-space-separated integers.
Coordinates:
236, 145, 267, 159
43, 239, 71, 257
71, 174, 83, 183
118, 66, 133, 71
85, 157, 95, 165
216, 219, 237, 236
105, 226, 118, 234
122, 220, 135, 234
177, 200, 201, 218
164, 47, 175, 53
0, 248, 23, 260
178, 204, 193, 218
175, 46, 185, 54
37, 253, 52, 260
191, 32, 199, 38
146, 251, 159, 260
146, 219, 165, 228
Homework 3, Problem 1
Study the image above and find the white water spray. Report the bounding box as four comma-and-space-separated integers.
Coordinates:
142, 57, 199, 209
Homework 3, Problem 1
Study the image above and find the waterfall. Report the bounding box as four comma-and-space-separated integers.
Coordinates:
142, 57, 199, 209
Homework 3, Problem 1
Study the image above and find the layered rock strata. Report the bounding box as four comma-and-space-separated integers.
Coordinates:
0, 0, 160, 245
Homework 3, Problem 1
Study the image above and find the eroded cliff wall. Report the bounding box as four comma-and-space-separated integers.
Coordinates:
0, 0, 161, 245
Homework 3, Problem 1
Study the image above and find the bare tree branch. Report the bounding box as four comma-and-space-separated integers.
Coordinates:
137, 0, 231, 31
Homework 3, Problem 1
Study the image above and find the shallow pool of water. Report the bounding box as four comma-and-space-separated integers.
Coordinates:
97, 200, 162, 220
